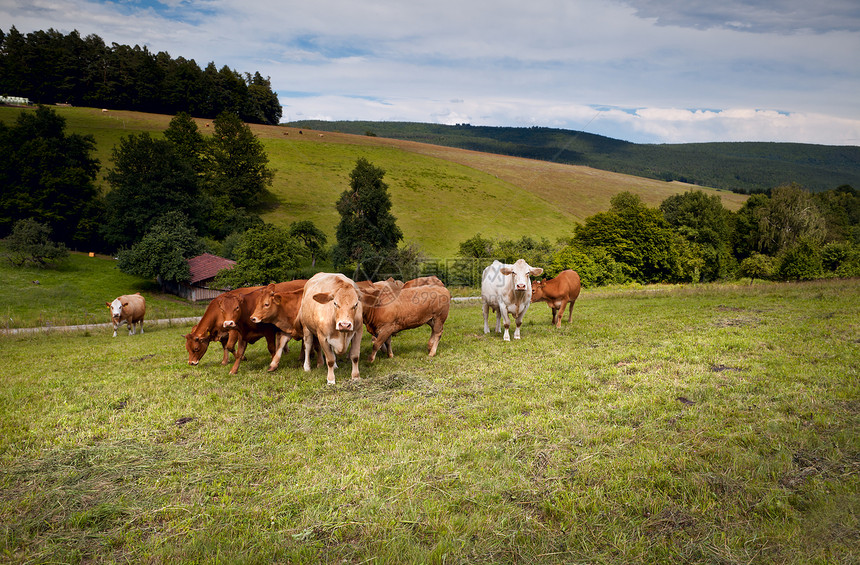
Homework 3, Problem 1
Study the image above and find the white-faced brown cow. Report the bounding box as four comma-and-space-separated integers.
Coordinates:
531, 270, 581, 328
481, 259, 543, 341
361, 282, 451, 362
106, 293, 146, 337
299, 273, 364, 385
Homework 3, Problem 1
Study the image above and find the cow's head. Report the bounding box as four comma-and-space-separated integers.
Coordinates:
219, 293, 243, 328
249, 285, 278, 325
184, 330, 211, 365
313, 282, 361, 332
106, 298, 123, 321
500, 259, 544, 293
531, 279, 547, 302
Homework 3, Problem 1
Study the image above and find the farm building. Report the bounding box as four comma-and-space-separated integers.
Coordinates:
159, 253, 236, 302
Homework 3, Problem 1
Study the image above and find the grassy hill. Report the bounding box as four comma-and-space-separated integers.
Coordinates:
1, 106, 747, 258
289, 121, 860, 194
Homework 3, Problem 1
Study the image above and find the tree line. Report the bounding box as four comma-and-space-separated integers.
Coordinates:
456, 185, 859, 285
0, 27, 281, 125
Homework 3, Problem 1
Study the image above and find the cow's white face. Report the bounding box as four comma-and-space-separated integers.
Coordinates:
501, 259, 543, 293
109, 298, 123, 319
313, 285, 361, 332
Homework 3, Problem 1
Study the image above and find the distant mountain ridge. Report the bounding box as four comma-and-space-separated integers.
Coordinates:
287, 120, 860, 194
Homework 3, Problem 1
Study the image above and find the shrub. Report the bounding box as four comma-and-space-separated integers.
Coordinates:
547, 244, 626, 287
775, 238, 823, 281
1, 218, 68, 267
738, 253, 775, 280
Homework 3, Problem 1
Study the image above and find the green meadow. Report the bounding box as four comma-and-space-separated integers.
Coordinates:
0, 106, 746, 258
1, 277, 857, 563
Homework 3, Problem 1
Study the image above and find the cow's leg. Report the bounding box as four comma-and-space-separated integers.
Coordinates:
138, 319, 144, 335
513, 305, 527, 339
224, 331, 240, 364
318, 339, 337, 384
551, 306, 560, 326
556, 300, 567, 328
369, 326, 392, 362
427, 318, 444, 356
229, 337, 248, 375
567, 300, 575, 323
268, 332, 290, 372
349, 327, 362, 381
499, 304, 512, 341
112, 322, 118, 338
482, 301, 491, 334
219, 334, 230, 365
302, 328, 314, 372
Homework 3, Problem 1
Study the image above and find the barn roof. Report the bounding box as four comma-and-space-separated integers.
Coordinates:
187, 253, 236, 285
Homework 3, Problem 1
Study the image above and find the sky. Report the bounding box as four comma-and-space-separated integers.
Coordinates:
2, 0, 859, 145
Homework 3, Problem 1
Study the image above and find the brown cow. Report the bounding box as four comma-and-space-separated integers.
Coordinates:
247, 283, 310, 371
402, 275, 445, 289
218, 280, 306, 374
299, 273, 364, 384
362, 283, 451, 362
185, 287, 263, 367
106, 293, 146, 337
531, 270, 581, 328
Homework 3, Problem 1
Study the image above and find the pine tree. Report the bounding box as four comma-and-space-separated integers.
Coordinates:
333, 158, 403, 278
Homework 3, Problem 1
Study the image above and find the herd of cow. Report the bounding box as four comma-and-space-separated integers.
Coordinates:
106, 260, 582, 385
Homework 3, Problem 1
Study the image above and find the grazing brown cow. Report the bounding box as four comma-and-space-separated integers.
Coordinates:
184, 286, 276, 368
402, 275, 445, 289
106, 293, 146, 337
362, 283, 451, 362
531, 270, 581, 328
247, 283, 308, 371
300, 273, 364, 385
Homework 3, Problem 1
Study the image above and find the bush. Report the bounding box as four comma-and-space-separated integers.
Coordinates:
2, 218, 68, 267
546, 244, 626, 287
775, 238, 823, 281
215, 224, 307, 287
738, 253, 775, 280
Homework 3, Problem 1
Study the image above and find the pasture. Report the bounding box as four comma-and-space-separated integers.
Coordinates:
0, 252, 206, 330
1, 279, 857, 563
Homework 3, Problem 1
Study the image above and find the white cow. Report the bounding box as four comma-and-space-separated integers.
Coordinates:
106, 293, 146, 337
481, 259, 543, 341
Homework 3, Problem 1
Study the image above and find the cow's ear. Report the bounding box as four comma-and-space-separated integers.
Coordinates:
272, 294, 282, 305
530, 267, 544, 277
358, 290, 378, 308
313, 292, 333, 304
106, 302, 111, 308
500, 267, 513, 276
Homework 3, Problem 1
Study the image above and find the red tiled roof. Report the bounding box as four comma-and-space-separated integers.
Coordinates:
187, 253, 236, 285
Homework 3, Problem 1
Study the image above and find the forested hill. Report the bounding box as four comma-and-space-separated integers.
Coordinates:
287, 121, 860, 194
0, 27, 282, 125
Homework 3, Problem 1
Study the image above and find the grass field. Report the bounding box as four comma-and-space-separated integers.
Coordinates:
1, 278, 857, 563
0, 252, 206, 330
0, 106, 747, 258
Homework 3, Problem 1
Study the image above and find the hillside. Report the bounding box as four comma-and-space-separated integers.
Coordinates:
288, 121, 860, 194
0, 106, 746, 257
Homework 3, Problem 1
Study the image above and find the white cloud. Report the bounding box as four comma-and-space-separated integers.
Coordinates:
1, 0, 858, 144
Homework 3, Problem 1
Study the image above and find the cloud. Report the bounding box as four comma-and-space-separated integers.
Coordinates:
621, 0, 860, 34
2, 0, 858, 144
